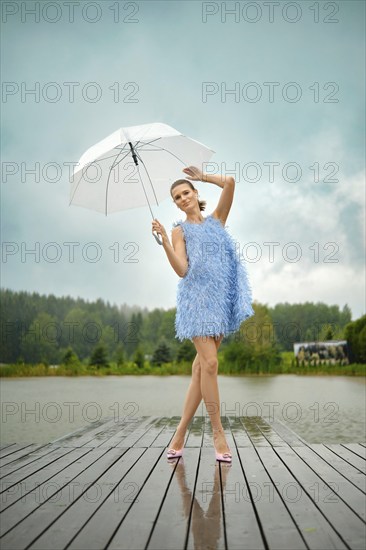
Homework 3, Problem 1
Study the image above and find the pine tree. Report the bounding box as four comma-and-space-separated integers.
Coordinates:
62, 347, 79, 365
151, 341, 172, 366
89, 345, 109, 369
176, 340, 196, 363
133, 347, 145, 368
114, 344, 125, 366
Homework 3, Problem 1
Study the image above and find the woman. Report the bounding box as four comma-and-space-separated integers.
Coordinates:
151, 166, 255, 462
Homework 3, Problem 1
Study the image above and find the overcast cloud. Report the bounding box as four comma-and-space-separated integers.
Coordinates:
1, 0, 365, 319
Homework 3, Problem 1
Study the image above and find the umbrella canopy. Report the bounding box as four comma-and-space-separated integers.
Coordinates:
69, 122, 215, 216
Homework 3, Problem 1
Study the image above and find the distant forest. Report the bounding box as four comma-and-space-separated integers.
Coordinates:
1, 288, 364, 366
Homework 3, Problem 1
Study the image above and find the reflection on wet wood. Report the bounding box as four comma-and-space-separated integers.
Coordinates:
0, 416, 365, 550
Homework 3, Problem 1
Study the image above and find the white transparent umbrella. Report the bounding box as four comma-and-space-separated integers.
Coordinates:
69, 122, 215, 244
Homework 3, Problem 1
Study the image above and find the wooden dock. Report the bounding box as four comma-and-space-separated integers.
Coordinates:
0, 416, 365, 550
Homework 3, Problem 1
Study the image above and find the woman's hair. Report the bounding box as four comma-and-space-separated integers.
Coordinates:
170, 179, 206, 211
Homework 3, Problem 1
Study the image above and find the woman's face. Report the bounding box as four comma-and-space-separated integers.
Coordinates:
172, 184, 197, 210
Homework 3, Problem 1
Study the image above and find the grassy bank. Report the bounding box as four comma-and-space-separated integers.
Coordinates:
0, 356, 365, 377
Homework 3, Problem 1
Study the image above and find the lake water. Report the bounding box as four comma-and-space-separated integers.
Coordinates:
1, 375, 365, 445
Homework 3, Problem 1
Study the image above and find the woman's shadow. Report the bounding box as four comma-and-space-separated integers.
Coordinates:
168, 456, 232, 549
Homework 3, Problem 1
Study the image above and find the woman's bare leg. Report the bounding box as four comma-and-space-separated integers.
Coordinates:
192, 335, 230, 455
169, 353, 202, 450
169, 336, 223, 450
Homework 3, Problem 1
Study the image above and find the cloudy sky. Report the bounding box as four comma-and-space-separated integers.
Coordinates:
1, 0, 365, 320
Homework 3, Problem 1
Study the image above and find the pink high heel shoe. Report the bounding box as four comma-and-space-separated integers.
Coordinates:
167, 425, 185, 459
213, 427, 232, 463
166, 448, 183, 459
215, 449, 232, 463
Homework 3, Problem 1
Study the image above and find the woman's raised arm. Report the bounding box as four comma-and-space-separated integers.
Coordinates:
183, 166, 235, 225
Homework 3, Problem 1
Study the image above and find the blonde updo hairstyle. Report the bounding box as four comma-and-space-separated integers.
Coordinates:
170, 179, 206, 211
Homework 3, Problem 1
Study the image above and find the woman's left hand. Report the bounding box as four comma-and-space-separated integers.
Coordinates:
182, 166, 203, 181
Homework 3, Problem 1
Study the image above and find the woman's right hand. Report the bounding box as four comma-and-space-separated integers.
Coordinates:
152, 218, 168, 244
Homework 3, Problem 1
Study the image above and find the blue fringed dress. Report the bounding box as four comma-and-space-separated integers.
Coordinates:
172, 214, 255, 341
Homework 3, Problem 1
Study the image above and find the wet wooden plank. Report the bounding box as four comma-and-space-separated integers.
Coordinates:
308, 444, 366, 493
201, 418, 235, 451
151, 416, 182, 448
106, 449, 175, 550
186, 447, 226, 550
0, 416, 364, 550
0, 448, 127, 549
0, 444, 51, 470
0, 445, 61, 478
240, 416, 272, 447
148, 448, 201, 550
28, 447, 149, 550
257, 446, 347, 549
325, 444, 366, 473
254, 416, 292, 447
184, 415, 205, 447
227, 415, 253, 447
275, 446, 366, 550
238, 445, 307, 549
134, 416, 171, 448
0, 446, 95, 534
52, 415, 152, 449
263, 417, 308, 446
294, 445, 366, 520
65, 447, 161, 550
117, 416, 161, 448
0, 444, 22, 455
86, 416, 151, 448
342, 444, 366, 460
219, 446, 265, 550
0, 446, 79, 506
50, 416, 117, 447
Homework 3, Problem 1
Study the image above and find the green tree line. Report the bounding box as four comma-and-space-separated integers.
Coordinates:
0, 288, 364, 369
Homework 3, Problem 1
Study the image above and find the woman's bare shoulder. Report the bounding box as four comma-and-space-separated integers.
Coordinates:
171, 225, 185, 241
172, 224, 183, 234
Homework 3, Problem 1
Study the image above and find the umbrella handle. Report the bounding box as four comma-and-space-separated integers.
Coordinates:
153, 232, 163, 246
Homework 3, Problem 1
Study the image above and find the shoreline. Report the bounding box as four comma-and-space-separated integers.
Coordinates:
1, 364, 365, 378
